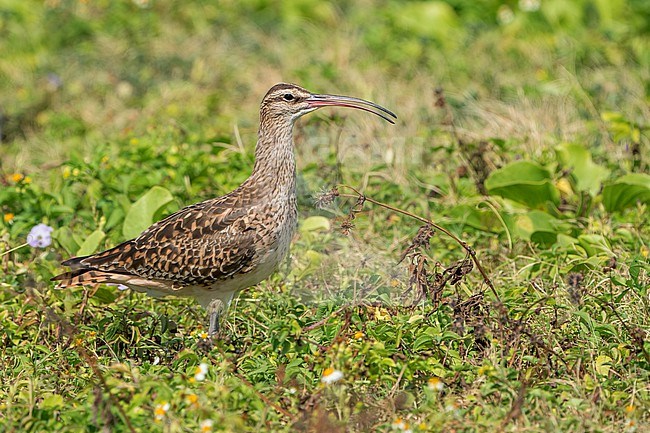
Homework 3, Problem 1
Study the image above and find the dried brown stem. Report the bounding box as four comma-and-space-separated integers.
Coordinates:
336, 185, 500, 302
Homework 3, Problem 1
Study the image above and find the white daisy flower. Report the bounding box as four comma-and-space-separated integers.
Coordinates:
194, 363, 209, 381
321, 368, 343, 384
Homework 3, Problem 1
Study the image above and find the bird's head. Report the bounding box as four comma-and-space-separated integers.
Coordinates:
260, 83, 396, 125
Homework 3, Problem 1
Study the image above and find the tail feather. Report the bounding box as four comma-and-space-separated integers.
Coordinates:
51, 269, 116, 288
60, 255, 91, 270
60, 240, 134, 270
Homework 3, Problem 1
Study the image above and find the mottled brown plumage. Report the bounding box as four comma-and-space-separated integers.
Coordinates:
52, 83, 396, 334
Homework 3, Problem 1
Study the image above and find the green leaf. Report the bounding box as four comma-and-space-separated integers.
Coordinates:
574, 310, 594, 332
122, 186, 174, 239
485, 161, 560, 208
513, 210, 563, 246
413, 333, 435, 351
91, 286, 118, 304
447, 204, 502, 233
578, 234, 612, 257
391, 1, 458, 41
602, 173, 650, 212
52, 227, 80, 256
39, 393, 64, 409
595, 355, 613, 376
555, 142, 610, 196
76, 229, 105, 256
105, 207, 126, 232
300, 216, 331, 233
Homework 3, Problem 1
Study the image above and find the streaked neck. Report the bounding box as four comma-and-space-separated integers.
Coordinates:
249, 117, 296, 196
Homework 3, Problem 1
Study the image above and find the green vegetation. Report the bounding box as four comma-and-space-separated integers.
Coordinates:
1, 0, 649, 431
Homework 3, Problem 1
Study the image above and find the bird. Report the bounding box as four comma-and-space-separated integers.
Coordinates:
51, 83, 396, 335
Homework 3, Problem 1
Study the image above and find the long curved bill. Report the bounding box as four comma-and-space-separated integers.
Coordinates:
307, 93, 397, 124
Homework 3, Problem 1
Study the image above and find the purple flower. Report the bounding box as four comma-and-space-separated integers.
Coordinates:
46, 73, 63, 91
27, 223, 54, 248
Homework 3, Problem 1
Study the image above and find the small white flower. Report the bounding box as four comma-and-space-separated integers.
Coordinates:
154, 402, 170, 420
445, 402, 460, 415
131, 0, 150, 9
392, 417, 410, 431
321, 368, 343, 384
519, 0, 541, 12
427, 377, 445, 391
153, 356, 160, 365
200, 419, 214, 432
194, 363, 209, 381
497, 5, 515, 25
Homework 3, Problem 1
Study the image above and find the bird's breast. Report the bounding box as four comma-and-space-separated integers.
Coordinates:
257, 194, 297, 261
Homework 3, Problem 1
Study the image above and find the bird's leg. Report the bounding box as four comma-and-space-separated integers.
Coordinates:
207, 298, 225, 336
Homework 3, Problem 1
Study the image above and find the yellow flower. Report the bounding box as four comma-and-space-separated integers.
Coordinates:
353, 331, 364, 340
185, 393, 199, 408
478, 365, 492, 376
130, 137, 139, 146
555, 178, 573, 196
3, 213, 14, 223
641, 246, 649, 259
9, 173, 24, 183
63, 167, 71, 179
373, 307, 390, 321
23, 176, 32, 184
625, 404, 635, 414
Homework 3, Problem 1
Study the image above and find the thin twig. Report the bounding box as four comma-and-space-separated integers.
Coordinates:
303, 305, 349, 331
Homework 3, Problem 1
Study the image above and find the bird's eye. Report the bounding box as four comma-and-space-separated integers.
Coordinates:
283, 93, 295, 101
